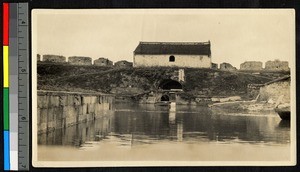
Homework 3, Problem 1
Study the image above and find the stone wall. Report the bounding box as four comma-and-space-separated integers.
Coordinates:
68, 56, 92, 65
259, 79, 290, 104
220, 63, 237, 71
37, 91, 114, 134
247, 84, 264, 100
43, 55, 66, 63
265, 60, 289, 71
240, 61, 263, 71
115, 60, 133, 68
94, 57, 113, 66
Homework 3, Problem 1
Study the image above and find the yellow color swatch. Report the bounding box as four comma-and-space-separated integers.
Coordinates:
3, 46, 9, 87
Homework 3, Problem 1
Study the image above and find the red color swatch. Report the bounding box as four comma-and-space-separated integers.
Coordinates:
3, 3, 9, 45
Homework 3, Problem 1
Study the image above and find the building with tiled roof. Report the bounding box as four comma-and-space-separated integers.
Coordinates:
133, 41, 212, 68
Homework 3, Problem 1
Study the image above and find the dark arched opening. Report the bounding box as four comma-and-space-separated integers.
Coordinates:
161, 95, 170, 101
169, 55, 175, 62
159, 79, 182, 90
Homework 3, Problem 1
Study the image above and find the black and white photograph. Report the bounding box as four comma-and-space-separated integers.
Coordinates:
31, 9, 296, 166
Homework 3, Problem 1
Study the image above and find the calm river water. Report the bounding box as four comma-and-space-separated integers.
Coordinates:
37, 103, 291, 162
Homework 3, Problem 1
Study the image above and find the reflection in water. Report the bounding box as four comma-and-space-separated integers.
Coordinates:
38, 103, 290, 148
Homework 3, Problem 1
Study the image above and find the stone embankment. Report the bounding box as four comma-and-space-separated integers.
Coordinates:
37, 90, 114, 134
210, 76, 290, 113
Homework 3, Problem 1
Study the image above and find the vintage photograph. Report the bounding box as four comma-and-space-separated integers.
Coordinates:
32, 9, 296, 166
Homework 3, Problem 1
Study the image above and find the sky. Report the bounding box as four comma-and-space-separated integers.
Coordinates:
32, 9, 295, 68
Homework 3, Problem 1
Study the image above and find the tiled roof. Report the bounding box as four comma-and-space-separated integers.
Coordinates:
134, 41, 211, 56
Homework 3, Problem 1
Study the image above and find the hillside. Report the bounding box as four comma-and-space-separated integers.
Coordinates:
37, 63, 288, 99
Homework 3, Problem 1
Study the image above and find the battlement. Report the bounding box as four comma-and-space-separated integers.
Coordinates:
43, 54, 66, 63
240, 61, 263, 71
68, 56, 92, 65
37, 54, 289, 72
37, 54, 133, 68
212, 60, 289, 72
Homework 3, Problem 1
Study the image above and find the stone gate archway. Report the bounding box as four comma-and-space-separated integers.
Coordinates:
158, 79, 182, 90
160, 95, 170, 101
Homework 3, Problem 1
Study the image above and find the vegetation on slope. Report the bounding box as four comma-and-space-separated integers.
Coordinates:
37, 63, 286, 99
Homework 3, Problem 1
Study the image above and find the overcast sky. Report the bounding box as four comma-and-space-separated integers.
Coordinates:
32, 9, 294, 68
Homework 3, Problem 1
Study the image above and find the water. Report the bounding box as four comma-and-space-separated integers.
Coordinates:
37, 103, 290, 162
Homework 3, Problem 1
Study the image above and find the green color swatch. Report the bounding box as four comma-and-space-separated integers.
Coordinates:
3, 88, 9, 130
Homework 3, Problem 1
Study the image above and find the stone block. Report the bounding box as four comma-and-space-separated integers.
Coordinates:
49, 96, 60, 107
38, 95, 49, 108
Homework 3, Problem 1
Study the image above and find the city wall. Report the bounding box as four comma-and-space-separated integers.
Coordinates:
37, 54, 289, 71
38, 54, 131, 67
215, 60, 289, 71
37, 90, 114, 134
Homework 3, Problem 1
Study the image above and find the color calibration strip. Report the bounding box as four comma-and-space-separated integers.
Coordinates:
3, 3, 29, 171
9, 3, 19, 171
3, 2, 10, 171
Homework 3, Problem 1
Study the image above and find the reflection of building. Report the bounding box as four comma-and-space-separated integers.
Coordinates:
177, 122, 183, 142
133, 41, 212, 68
169, 111, 176, 123
38, 115, 114, 146
168, 111, 183, 142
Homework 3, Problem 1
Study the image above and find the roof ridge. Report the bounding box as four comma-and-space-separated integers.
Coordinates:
134, 41, 211, 56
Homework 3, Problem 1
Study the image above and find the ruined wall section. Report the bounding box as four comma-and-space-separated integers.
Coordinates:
68, 56, 92, 65
211, 63, 218, 69
115, 60, 133, 68
43, 54, 66, 63
37, 54, 41, 62
94, 57, 113, 66
265, 60, 290, 71
240, 61, 263, 71
220, 63, 237, 71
